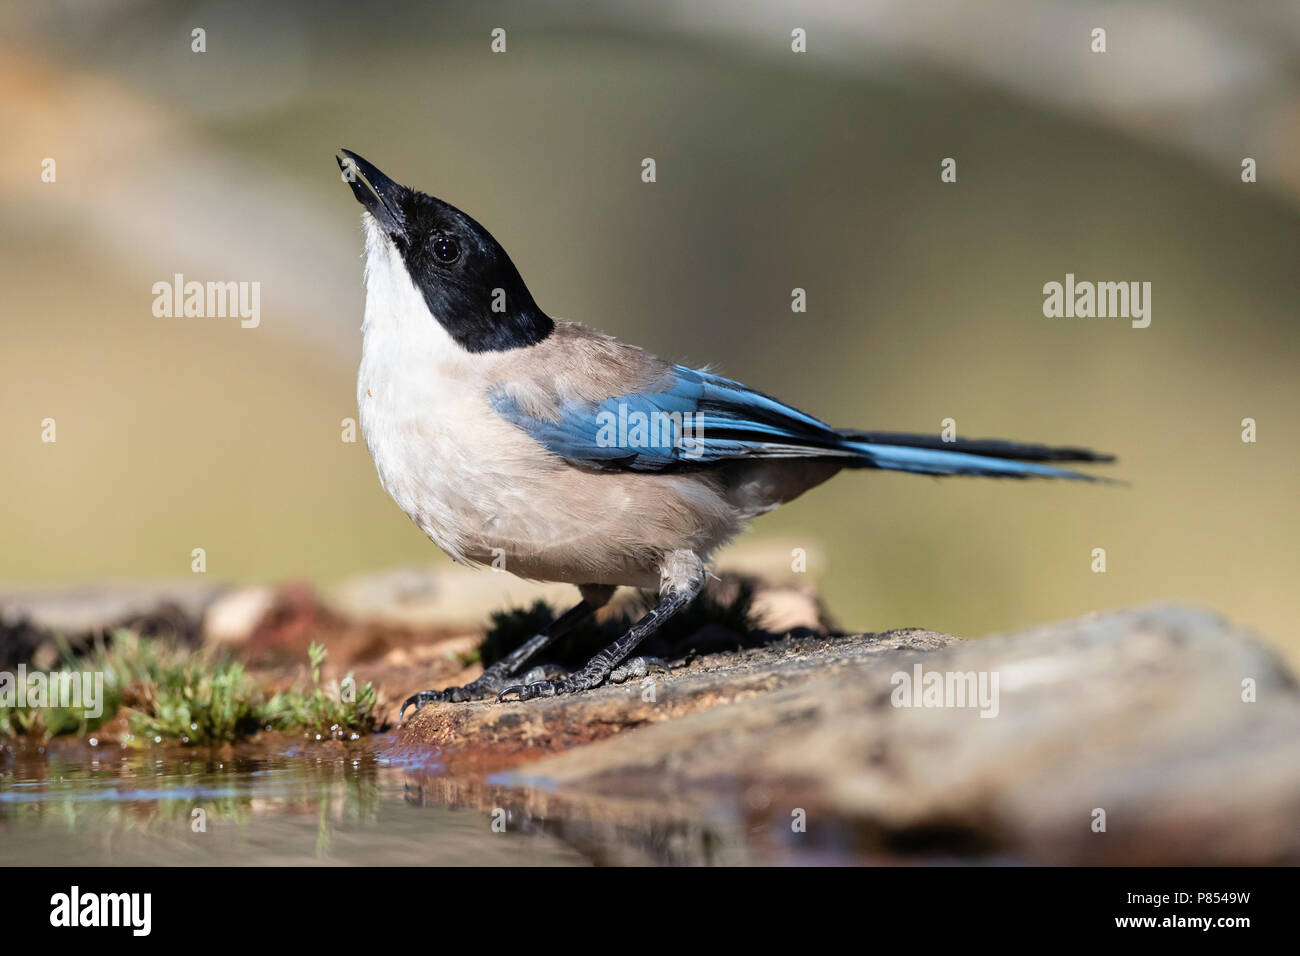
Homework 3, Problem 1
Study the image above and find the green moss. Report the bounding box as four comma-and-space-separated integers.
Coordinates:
0, 632, 378, 744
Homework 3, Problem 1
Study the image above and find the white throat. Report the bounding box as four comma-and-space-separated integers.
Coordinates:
361, 215, 448, 343
356, 211, 477, 414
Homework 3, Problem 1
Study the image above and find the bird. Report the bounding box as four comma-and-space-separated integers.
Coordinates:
335, 148, 1114, 718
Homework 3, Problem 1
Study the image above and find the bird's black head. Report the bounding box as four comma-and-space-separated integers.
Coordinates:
337, 148, 553, 353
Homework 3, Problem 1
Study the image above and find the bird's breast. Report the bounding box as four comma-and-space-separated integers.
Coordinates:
357, 325, 490, 559
354, 328, 744, 588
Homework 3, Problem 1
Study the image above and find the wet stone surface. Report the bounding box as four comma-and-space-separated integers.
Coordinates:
6, 569, 1297, 864
399, 604, 1300, 865
396, 627, 957, 765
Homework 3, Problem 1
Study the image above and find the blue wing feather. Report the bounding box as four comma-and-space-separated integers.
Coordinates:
490, 365, 1108, 481
490, 366, 845, 472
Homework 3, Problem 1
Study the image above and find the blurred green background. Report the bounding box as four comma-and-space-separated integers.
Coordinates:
1, 1, 1296, 660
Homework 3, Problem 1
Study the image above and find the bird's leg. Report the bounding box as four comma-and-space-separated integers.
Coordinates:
497, 591, 696, 701
499, 555, 705, 701
399, 586, 612, 720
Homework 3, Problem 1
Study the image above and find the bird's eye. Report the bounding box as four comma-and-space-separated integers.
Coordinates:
432, 237, 460, 264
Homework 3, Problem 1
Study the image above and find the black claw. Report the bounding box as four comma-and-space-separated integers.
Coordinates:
497, 675, 601, 701
399, 690, 443, 721
399, 672, 509, 720
497, 679, 563, 701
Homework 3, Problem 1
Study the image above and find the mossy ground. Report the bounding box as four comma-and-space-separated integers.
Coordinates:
2, 580, 761, 744
0, 632, 378, 744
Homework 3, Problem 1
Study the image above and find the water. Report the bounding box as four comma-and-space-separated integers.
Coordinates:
0, 737, 818, 866
0, 738, 589, 866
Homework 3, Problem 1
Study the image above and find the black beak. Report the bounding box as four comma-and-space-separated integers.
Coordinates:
337, 148, 406, 235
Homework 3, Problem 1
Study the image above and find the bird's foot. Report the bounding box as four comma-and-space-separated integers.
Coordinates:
497, 657, 670, 700
399, 664, 508, 720
517, 663, 570, 683
609, 656, 671, 683
497, 662, 606, 702
496, 573, 703, 703
400, 661, 572, 719
399, 680, 496, 720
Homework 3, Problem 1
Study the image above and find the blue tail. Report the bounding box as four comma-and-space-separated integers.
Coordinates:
839, 431, 1116, 482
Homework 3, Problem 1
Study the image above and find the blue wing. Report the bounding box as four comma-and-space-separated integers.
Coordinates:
492, 366, 1112, 481
490, 366, 848, 472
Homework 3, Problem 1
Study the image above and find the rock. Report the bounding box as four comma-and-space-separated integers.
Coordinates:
396, 627, 958, 767
749, 584, 832, 634
203, 586, 278, 646
327, 564, 577, 631
0, 581, 228, 667
238, 580, 342, 664
399, 604, 1300, 865
0, 581, 227, 635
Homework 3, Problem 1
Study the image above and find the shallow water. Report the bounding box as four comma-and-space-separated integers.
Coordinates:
0, 737, 829, 866
0, 738, 593, 866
